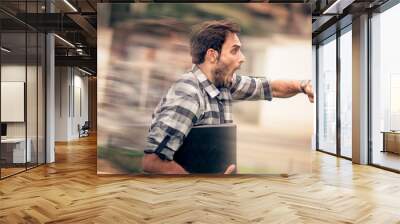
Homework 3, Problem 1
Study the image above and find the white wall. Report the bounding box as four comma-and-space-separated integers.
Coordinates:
55, 66, 69, 141
71, 72, 89, 138
1, 82, 25, 122
55, 67, 89, 141
1, 66, 26, 131
1, 65, 26, 81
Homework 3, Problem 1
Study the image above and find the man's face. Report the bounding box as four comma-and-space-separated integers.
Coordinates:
213, 32, 246, 88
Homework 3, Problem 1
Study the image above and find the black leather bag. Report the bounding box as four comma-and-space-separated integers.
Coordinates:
173, 124, 237, 174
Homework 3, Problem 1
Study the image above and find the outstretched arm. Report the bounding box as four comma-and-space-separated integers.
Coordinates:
230, 75, 313, 102
271, 80, 314, 103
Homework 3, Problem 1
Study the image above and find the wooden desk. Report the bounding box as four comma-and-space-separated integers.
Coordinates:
1, 138, 31, 163
381, 131, 400, 154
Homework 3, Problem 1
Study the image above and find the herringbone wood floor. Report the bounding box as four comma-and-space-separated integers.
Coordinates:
1, 135, 400, 224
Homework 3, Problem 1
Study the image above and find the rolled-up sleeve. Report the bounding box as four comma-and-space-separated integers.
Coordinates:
230, 74, 273, 101
145, 81, 201, 161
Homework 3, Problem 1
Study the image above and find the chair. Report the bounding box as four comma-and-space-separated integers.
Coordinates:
79, 121, 90, 138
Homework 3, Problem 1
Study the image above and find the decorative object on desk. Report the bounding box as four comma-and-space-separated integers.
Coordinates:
381, 131, 400, 154
173, 124, 237, 174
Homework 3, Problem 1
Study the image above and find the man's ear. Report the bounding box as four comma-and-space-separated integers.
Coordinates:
206, 49, 219, 63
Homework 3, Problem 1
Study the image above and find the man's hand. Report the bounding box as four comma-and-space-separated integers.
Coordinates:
143, 153, 236, 174
224, 164, 236, 174
142, 153, 188, 174
300, 80, 314, 103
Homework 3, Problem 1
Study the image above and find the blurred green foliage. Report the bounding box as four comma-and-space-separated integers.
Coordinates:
98, 146, 144, 173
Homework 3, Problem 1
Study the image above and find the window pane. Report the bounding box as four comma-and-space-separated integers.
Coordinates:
27, 31, 38, 169
340, 28, 352, 158
318, 36, 337, 154
371, 3, 400, 171
1, 30, 27, 177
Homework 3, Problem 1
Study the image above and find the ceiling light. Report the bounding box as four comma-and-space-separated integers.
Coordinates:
323, 0, 355, 15
78, 67, 93, 76
54, 34, 75, 48
63, 0, 78, 12
1, 47, 11, 53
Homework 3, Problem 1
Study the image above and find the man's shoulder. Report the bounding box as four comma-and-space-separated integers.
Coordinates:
172, 71, 201, 95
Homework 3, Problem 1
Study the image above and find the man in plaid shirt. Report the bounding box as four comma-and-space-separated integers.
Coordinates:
143, 20, 314, 174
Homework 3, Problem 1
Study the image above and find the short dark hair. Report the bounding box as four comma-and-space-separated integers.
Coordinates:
190, 20, 240, 64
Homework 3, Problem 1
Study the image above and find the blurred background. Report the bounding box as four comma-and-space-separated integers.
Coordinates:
97, 3, 313, 174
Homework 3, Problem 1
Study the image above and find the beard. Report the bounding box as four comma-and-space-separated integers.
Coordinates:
213, 61, 235, 89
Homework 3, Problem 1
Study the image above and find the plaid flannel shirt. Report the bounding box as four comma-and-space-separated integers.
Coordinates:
145, 65, 273, 160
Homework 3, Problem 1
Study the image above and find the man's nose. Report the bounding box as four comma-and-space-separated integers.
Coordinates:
239, 52, 246, 64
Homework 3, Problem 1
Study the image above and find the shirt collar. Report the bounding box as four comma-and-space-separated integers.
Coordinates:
191, 64, 220, 99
